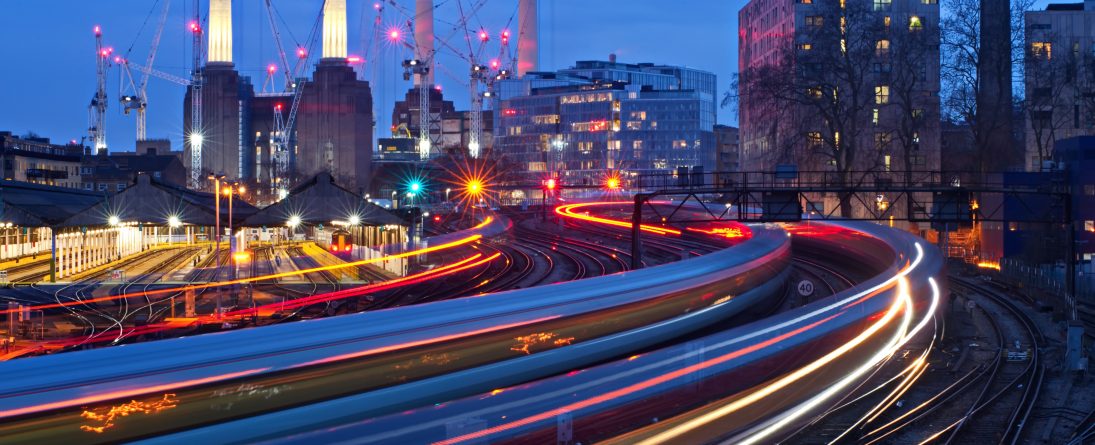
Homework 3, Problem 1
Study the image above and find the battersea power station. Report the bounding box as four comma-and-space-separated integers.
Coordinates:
184, 0, 372, 200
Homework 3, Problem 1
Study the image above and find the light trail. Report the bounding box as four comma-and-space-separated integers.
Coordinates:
0, 218, 494, 316
434, 242, 928, 445
29, 253, 500, 350
555, 202, 682, 235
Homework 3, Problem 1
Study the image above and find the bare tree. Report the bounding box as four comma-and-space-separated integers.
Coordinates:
737, 0, 889, 216
940, 0, 1035, 174
1022, 33, 1077, 168
886, 12, 939, 186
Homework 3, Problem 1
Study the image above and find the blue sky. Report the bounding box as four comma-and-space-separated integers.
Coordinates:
0, 0, 1057, 151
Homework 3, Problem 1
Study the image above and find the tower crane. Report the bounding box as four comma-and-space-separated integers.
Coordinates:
267, 0, 326, 200
89, 26, 112, 153
188, 0, 204, 189
119, 0, 171, 142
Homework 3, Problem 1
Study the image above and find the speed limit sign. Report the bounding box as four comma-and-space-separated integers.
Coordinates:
797, 280, 815, 297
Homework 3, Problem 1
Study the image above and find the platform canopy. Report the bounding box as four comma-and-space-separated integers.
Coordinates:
0, 180, 106, 227
61, 173, 259, 228
242, 173, 405, 228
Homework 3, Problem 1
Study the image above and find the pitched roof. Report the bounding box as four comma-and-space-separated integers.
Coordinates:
60, 173, 259, 227
0, 180, 108, 226
242, 173, 405, 227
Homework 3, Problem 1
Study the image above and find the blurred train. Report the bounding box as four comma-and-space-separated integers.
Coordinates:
0, 219, 790, 444
241, 221, 945, 445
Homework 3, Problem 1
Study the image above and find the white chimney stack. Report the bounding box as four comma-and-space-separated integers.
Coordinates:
415, 0, 435, 85
322, 0, 348, 59
208, 0, 232, 63
517, 0, 539, 76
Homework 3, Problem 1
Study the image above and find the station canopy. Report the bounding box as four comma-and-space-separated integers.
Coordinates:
241, 173, 405, 228
0, 181, 106, 227
61, 173, 259, 228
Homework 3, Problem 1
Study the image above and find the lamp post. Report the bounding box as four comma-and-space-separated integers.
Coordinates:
445, 187, 452, 202
391, 190, 398, 209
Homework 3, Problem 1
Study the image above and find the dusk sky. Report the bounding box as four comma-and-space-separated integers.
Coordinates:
0, 0, 1055, 152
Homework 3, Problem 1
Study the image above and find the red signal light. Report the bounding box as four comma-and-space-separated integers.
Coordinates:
545, 178, 556, 190
479, 30, 489, 41
433, 215, 441, 222
267, 64, 277, 73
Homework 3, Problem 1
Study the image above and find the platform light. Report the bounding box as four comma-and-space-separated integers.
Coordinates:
168, 215, 181, 228
108, 215, 120, 227
348, 215, 361, 226
287, 215, 301, 228
188, 132, 203, 147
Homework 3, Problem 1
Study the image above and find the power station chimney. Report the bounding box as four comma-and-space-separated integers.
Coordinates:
322, 0, 348, 60
414, 0, 435, 85
208, 0, 232, 64
517, 0, 539, 76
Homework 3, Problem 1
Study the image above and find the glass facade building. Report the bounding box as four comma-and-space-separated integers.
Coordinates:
494, 60, 716, 186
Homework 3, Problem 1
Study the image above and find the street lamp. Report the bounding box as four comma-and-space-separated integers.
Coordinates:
168, 215, 181, 244
108, 215, 120, 227
445, 187, 452, 201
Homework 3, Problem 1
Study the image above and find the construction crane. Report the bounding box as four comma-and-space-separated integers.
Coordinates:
119, 0, 172, 141
267, 0, 327, 200
402, 58, 432, 161
188, 0, 204, 189
89, 26, 112, 153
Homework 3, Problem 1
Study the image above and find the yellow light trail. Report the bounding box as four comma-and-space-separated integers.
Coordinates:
555, 202, 681, 235
0, 218, 493, 315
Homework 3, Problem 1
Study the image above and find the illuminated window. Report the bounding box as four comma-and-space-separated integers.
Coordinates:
798, 43, 813, 51
1032, 42, 1052, 59
884, 155, 892, 171
883, 16, 891, 27
808, 87, 824, 99
808, 131, 824, 148
909, 16, 922, 31
922, 0, 936, 3
875, 85, 890, 104
1084, 184, 1095, 196
873, 0, 890, 10
805, 16, 823, 26
872, 108, 880, 125
1086, 221, 1094, 232
626, 121, 643, 130
876, 39, 890, 56
629, 111, 646, 120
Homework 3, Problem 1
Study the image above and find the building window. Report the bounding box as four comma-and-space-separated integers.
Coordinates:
912, 109, 925, 121
875, 85, 890, 104
805, 16, 823, 26
909, 16, 923, 31
84, 183, 92, 190
798, 43, 813, 51
876, 39, 890, 56
884, 155, 892, 171
808, 131, 824, 148
98, 183, 106, 191
1031, 42, 1052, 59
799, 0, 813, 3
116, 183, 125, 191
1087, 221, 1095, 232
875, 132, 891, 149
1084, 184, 1095, 196
922, 0, 937, 3
873, 0, 891, 11
883, 16, 891, 27
807, 87, 824, 99
872, 108, 880, 125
